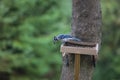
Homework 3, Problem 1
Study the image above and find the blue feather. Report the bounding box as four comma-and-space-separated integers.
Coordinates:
53, 34, 81, 43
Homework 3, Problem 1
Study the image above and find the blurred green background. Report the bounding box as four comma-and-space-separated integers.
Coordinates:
0, 0, 120, 80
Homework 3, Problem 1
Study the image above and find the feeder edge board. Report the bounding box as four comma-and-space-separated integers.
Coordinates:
60, 45, 98, 55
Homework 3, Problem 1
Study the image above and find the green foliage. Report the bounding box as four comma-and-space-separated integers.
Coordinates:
93, 0, 120, 80
0, 0, 120, 80
0, 0, 70, 80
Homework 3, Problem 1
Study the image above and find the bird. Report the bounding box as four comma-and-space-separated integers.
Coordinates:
53, 34, 81, 44
53, 34, 81, 67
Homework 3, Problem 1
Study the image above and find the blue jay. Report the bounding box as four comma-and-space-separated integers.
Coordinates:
53, 34, 81, 44
53, 34, 81, 67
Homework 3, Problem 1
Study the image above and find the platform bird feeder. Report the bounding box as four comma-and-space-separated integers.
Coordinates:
60, 41, 98, 56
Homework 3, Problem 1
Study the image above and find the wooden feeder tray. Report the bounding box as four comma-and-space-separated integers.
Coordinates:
60, 41, 98, 56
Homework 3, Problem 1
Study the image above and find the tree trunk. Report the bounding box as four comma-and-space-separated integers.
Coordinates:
60, 0, 101, 80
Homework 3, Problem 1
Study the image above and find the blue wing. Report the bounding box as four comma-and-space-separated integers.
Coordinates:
57, 34, 72, 39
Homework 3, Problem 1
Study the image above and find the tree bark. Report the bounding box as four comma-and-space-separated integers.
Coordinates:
60, 0, 101, 80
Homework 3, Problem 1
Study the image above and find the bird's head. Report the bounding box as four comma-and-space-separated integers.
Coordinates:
53, 36, 59, 44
